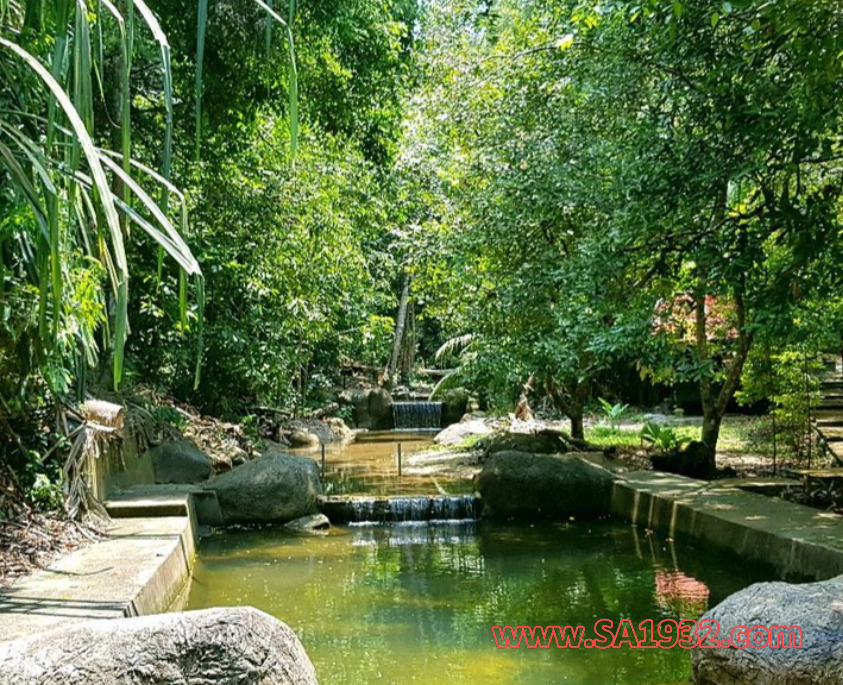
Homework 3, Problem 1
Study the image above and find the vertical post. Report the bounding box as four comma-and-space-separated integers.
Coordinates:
321, 442, 326, 478
804, 350, 812, 468
397, 442, 402, 477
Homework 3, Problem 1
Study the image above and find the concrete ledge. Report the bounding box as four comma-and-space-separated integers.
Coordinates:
0, 515, 195, 643
106, 484, 224, 527
612, 471, 843, 581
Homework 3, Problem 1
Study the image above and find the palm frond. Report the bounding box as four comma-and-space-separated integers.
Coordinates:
434, 333, 476, 363
429, 369, 465, 400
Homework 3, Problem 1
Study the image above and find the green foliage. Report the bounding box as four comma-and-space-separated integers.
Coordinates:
0, 2, 202, 397
121, 0, 420, 413
28, 472, 62, 511
130, 127, 399, 413
739, 348, 822, 460
401, 0, 843, 457
597, 398, 629, 432
149, 406, 188, 430
640, 422, 691, 453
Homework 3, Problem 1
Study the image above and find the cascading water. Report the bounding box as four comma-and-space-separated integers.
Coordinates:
392, 401, 443, 429
322, 494, 478, 524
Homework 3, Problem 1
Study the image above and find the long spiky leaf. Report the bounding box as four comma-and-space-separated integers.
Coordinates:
194, 0, 208, 161
0, 36, 130, 389
254, 0, 298, 161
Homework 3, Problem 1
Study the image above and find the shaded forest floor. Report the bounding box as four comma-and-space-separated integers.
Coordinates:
0, 511, 102, 587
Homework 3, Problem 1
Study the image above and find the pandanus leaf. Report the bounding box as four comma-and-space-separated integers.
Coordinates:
195, 0, 298, 162
0, 36, 129, 388
194, 0, 208, 161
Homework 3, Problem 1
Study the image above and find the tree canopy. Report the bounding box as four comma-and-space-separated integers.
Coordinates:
4, 0, 843, 489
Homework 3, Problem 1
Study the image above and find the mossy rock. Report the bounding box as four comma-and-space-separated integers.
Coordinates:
474, 451, 614, 519
479, 431, 568, 457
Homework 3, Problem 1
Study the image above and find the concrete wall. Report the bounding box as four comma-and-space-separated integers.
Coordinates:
611, 471, 843, 581
89, 435, 156, 502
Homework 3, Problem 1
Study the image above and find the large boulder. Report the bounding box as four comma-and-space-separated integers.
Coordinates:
0, 606, 318, 685
692, 576, 843, 685
289, 429, 320, 448
367, 388, 393, 429
338, 388, 393, 429
651, 440, 714, 479
434, 418, 492, 447
148, 440, 213, 484
474, 451, 615, 519
338, 389, 370, 427
203, 452, 322, 524
479, 430, 568, 457
439, 388, 470, 426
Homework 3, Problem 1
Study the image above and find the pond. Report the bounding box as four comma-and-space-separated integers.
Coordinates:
187, 519, 781, 685
296, 431, 473, 496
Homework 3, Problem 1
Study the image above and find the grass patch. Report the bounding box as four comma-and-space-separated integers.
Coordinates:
585, 426, 643, 449
585, 415, 788, 458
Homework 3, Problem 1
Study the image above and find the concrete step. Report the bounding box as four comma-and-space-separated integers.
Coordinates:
819, 427, 843, 442
787, 468, 843, 482
105, 484, 223, 527
829, 442, 843, 462
814, 410, 843, 424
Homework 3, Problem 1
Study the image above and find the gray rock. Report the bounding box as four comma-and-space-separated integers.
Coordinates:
289, 429, 320, 448
0, 606, 319, 685
284, 513, 330, 533
203, 452, 322, 524
479, 430, 568, 456
439, 388, 470, 426
288, 419, 354, 446
367, 388, 393, 429
323, 417, 355, 442
339, 389, 372, 428
692, 576, 843, 685
148, 440, 213, 484
474, 451, 615, 519
338, 388, 393, 429
435, 419, 492, 447
651, 440, 714, 479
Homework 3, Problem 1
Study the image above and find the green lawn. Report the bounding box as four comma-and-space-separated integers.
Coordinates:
584, 415, 774, 457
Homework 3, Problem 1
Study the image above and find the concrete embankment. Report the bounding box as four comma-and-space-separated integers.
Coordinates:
0, 497, 196, 643
611, 471, 843, 580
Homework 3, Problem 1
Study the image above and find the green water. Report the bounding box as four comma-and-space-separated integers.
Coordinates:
187, 520, 780, 685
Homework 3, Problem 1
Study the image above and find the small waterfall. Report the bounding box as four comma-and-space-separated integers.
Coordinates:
322, 495, 477, 524
388, 497, 432, 521
392, 401, 443, 430
431, 495, 476, 520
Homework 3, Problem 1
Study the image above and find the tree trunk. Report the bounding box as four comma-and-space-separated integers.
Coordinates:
398, 299, 416, 385
546, 376, 588, 440
569, 411, 585, 441
694, 285, 753, 472
700, 412, 723, 462
568, 380, 589, 441
385, 275, 410, 385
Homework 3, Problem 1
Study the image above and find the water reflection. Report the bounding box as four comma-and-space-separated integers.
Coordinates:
295, 431, 459, 496
188, 521, 780, 685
